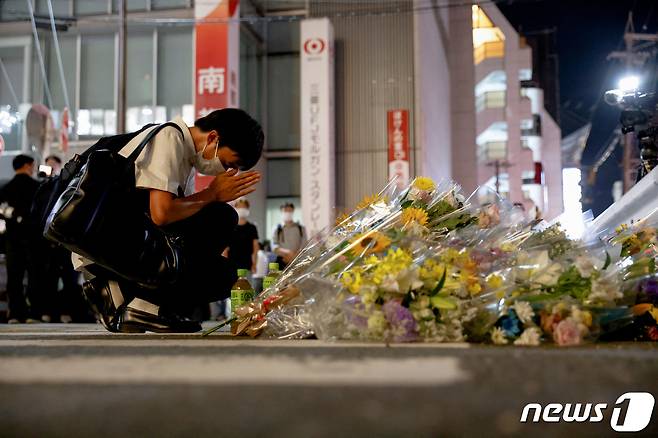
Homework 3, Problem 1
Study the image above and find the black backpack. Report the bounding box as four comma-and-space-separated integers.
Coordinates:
31, 124, 157, 238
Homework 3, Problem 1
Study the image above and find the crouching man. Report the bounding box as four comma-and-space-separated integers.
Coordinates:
79, 109, 263, 333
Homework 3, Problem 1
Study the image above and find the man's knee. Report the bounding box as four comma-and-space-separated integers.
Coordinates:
201, 202, 238, 228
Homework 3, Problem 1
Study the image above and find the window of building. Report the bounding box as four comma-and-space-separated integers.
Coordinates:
522, 170, 535, 185
240, 29, 263, 123
79, 34, 116, 136
267, 158, 301, 197
1, 0, 28, 20
476, 90, 505, 112
472, 5, 505, 65
486, 141, 507, 160
112, 0, 148, 13
157, 28, 193, 121
151, 0, 189, 10
267, 54, 300, 150
36, 0, 71, 16
75, 0, 109, 15
519, 68, 532, 81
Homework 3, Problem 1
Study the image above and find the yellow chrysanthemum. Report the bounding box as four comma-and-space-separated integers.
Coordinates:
356, 194, 388, 210
341, 270, 362, 294
370, 248, 413, 285
400, 207, 429, 227
335, 212, 350, 226
350, 231, 391, 256
615, 223, 629, 234
419, 259, 444, 281
412, 176, 436, 192
468, 282, 482, 295
486, 274, 504, 290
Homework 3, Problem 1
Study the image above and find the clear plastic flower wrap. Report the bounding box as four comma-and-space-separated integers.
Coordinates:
209, 176, 658, 345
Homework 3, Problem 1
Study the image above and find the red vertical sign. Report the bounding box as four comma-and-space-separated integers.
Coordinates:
387, 109, 410, 188
194, 0, 240, 191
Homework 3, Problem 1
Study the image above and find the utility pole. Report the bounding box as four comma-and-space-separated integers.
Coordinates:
117, 0, 127, 134
486, 159, 512, 195
607, 12, 658, 193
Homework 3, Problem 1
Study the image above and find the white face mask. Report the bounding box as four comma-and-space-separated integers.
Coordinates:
193, 140, 225, 176
236, 208, 250, 219
282, 212, 294, 223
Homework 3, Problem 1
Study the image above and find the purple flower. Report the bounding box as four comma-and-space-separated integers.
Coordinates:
382, 299, 418, 342
641, 280, 658, 304
342, 296, 369, 329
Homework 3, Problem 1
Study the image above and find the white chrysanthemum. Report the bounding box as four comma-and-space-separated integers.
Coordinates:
574, 255, 596, 278
491, 327, 509, 345
589, 278, 622, 303
513, 327, 541, 346
513, 301, 534, 324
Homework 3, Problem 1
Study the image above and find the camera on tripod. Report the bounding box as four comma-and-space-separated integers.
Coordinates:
605, 89, 658, 181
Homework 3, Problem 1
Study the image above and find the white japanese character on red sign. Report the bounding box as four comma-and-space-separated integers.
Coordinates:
198, 67, 225, 95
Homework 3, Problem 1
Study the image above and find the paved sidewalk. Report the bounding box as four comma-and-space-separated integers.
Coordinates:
1, 324, 657, 437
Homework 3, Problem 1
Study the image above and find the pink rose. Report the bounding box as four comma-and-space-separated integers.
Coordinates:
553, 318, 583, 346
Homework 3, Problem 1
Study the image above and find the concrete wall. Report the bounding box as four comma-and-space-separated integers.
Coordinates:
413, 0, 452, 184
447, 3, 478, 195
310, 1, 416, 212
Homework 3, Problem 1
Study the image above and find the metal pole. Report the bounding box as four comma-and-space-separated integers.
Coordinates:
26, 0, 53, 109
622, 12, 635, 193
117, 0, 127, 133
494, 159, 500, 194
46, 0, 71, 111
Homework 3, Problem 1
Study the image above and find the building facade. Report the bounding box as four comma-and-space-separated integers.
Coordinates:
0, 0, 563, 239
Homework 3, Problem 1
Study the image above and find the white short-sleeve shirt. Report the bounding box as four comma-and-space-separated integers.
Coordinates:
118, 116, 197, 197
73, 117, 197, 271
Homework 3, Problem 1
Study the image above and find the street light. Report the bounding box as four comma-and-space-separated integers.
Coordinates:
618, 75, 640, 92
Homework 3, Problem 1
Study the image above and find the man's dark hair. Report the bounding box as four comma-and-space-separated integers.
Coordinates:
280, 202, 295, 210
195, 108, 264, 170
45, 155, 62, 164
12, 154, 34, 171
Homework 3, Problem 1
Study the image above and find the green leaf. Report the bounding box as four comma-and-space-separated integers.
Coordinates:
431, 267, 447, 295
602, 251, 611, 270
430, 295, 457, 310
401, 200, 413, 209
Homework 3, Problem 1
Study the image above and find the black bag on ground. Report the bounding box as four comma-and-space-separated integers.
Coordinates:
44, 122, 183, 288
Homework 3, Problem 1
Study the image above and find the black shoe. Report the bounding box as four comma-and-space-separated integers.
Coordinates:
116, 307, 202, 333
81, 278, 122, 332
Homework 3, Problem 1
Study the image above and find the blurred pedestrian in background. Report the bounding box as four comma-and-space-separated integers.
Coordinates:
272, 203, 306, 269
0, 155, 41, 323
224, 199, 259, 277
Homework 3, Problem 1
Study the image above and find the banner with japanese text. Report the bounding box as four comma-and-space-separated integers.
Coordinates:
194, 0, 240, 191
300, 18, 335, 237
387, 109, 410, 188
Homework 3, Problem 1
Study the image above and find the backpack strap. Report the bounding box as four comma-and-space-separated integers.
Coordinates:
126, 122, 183, 164
276, 224, 284, 243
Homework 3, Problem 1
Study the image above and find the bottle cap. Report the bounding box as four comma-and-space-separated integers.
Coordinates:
268, 262, 280, 270
237, 269, 249, 277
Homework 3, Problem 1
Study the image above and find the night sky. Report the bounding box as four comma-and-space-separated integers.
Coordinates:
497, 0, 658, 216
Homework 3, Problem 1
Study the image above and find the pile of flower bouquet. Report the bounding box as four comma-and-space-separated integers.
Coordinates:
221, 177, 658, 346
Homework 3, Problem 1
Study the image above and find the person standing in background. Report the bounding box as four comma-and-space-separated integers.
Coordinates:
44, 155, 62, 176
224, 199, 259, 276
272, 203, 307, 270
0, 155, 41, 323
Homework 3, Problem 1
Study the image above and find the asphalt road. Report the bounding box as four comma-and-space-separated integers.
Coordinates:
1, 323, 657, 438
